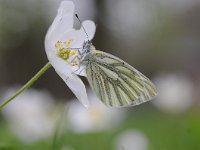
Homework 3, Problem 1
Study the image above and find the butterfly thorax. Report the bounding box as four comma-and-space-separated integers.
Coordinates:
82, 40, 95, 53
80, 41, 96, 62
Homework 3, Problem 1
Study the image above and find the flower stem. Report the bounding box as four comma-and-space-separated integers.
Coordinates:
0, 62, 52, 109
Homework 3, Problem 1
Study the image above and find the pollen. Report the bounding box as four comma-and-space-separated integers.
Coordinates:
55, 40, 77, 61
58, 48, 71, 60
65, 39, 73, 47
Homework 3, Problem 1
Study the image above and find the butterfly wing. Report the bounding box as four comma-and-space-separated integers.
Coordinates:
85, 50, 157, 107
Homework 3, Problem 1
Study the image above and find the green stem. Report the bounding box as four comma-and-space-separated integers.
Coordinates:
0, 62, 52, 109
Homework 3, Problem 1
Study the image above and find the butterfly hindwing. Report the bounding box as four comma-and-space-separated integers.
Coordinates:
85, 50, 157, 107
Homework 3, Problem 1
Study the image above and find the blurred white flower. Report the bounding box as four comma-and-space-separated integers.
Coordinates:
1, 87, 56, 143
152, 73, 195, 113
67, 89, 126, 133
45, 1, 96, 108
115, 129, 148, 150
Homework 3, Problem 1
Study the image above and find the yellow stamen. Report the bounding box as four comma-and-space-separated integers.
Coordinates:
58, 48, 71, 60
55, 40, 77, 61
65, 39, 73, 47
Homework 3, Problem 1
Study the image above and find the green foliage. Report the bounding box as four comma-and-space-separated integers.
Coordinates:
0, 108, 200, 150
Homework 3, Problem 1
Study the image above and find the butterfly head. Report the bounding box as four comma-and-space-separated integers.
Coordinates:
78, 40, 96, 63
82, 40, 95, 54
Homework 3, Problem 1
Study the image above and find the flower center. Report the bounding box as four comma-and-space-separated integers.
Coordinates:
55, 40, 77, 61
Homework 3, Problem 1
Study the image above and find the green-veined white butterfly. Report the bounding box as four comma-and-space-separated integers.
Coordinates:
56, 13, 157, 107
77, 40, 157, 107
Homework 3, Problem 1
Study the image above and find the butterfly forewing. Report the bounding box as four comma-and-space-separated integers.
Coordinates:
85, 50, 157, 107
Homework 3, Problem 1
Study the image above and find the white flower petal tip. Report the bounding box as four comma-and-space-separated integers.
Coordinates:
81, 20, 96, 40
58, 72, 90, 108
45, 1, 96, 107
59, 1, 74, 14
83, 103, 89, 109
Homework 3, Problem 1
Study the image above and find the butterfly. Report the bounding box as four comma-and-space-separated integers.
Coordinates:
77, 40, 157, 107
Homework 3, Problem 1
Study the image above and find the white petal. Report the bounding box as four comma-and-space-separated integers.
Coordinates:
58, 72, 89, 108
59, 29, 84, 48
58, 20, 96, 49
81, 20, 96, 41
47, 51, 89, 108
44, 1, 96, 108
49, 52, 73, 76
45, 1, 74, 46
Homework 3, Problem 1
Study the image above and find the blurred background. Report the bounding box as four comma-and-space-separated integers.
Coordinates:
0, 0, 200, 150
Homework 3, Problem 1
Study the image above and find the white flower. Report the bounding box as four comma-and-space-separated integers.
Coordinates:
1, 87, 56, 143
152, 73, 195, 113
45, 1, 96, 108
66, 89, 126, 133
115, 129, 149, 150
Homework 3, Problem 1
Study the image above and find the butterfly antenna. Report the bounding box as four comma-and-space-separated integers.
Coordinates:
75, 14, 90, 41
